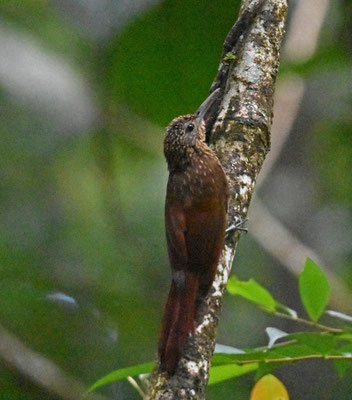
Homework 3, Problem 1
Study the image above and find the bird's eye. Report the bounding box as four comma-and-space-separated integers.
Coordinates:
186, 123, 194, 132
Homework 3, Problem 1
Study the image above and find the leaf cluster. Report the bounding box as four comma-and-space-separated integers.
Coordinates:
88, 259, 352, 396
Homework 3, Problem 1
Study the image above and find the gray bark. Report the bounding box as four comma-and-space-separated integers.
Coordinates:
146, 0, 288, 398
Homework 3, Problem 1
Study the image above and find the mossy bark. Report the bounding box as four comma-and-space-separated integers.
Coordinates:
146, 0, 287, 398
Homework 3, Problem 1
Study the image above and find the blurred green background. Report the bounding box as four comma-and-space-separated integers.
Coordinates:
0, 0, 351, 399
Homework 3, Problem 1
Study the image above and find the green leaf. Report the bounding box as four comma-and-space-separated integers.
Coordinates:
214, 339, 332, 365
86, 362, 154, 394
213, 349, 269, 365
212, 353, 244, 366
255, 362, 279, 381
298, 258, 330, 321
227, 276, 276, 311
267, 344, 320, 359
334, 344, 352, 377
289, 332, 336, 354
338, 333, 352, 341
209, 363, 257, 385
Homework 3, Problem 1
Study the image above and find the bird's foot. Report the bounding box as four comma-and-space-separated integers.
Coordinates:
226, 218, 248, 234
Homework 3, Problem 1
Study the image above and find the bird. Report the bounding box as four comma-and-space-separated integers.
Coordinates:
158, 89, 229, 375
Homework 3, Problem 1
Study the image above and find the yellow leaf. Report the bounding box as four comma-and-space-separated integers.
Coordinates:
250, 374, 290, 400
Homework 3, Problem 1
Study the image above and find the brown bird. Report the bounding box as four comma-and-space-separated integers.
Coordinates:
158, 89, 229, 375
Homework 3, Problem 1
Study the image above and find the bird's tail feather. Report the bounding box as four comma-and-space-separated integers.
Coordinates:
158, 272, 198, 375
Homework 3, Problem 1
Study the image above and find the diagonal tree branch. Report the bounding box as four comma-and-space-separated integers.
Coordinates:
0, 323, 106, 400
146, 0, 287, 398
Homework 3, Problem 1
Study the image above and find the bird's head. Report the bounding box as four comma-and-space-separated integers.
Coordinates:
164, 89, 219, 168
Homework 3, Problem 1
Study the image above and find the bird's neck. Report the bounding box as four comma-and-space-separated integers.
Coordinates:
167, 142, 214, 173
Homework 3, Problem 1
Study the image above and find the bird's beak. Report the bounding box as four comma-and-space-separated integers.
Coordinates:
183, 88, 220, 146
194, 88, 220, 127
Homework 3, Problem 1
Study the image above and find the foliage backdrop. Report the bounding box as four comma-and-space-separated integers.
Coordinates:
0, 0, 351, 399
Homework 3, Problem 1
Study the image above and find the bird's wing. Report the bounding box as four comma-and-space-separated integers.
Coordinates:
165, 203, 188, 272
184, 203, 226, 271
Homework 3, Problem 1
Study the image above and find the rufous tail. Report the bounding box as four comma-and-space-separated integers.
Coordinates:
158, 271, 198, 375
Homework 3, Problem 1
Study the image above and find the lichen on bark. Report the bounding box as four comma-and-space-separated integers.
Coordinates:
146, 1, 287, 399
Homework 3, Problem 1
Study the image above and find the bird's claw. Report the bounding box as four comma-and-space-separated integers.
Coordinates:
226, 218, 248, 234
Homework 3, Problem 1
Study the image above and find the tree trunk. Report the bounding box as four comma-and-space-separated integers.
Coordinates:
146, 0, 288, 398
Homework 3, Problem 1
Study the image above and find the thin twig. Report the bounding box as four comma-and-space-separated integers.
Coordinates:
127, 376, 146, 398
0, 323, 107, 400
270, 310, 343, 334
237, 353, 352, 365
